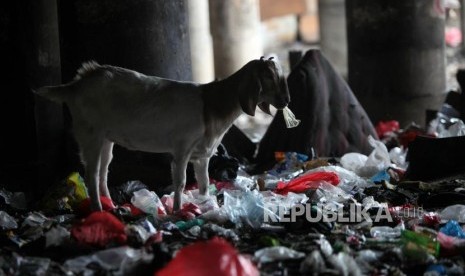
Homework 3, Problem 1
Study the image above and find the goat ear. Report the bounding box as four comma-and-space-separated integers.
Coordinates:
239, 76, 261, 116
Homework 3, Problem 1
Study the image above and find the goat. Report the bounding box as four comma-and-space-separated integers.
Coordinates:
36, 57, 290, 212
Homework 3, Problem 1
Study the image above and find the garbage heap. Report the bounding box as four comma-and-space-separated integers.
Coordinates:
2, 49, 465, 275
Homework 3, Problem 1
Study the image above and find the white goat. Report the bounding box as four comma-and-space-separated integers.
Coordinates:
36, 57, 290, 212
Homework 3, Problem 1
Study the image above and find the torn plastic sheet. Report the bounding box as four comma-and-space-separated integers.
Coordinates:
64, 246, 152, 275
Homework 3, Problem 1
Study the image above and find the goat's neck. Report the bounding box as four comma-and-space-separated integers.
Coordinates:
201, 66, 252, 126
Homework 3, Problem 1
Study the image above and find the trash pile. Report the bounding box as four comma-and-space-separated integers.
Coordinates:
2, 49, 465, 275
2, 119, 465, 275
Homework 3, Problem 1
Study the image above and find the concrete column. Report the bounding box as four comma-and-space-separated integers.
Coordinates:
209, 0, 263, 79
346, 0, 446, 127
31, 0, 65, 201
318, 0, 347, 78
189, 0, 215, 83
59, 0, 191, 81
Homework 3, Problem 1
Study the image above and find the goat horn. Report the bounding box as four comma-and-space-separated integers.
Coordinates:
268, 57, 274, 61
260, 56, 265, 61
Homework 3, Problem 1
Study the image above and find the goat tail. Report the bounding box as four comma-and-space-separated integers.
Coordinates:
34, 84, 72, 104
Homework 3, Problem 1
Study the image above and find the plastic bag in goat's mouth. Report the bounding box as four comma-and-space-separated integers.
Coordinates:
282, 107, 300, 128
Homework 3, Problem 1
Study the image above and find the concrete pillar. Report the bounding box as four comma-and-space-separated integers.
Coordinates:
318, 0, 347, 78
346, 0, 446, 127
59, 0, 191, 81
31, 0, 65, 200
188, 0, 215, 83
209, 0, 263, 79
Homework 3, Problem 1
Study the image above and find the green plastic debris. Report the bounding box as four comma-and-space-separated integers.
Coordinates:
401, 229, 440, 260
66, 172, 88, 207
259, 235, 280, 247
176, 219, 205, 231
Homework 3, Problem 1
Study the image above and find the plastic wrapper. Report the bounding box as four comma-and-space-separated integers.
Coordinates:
439, 204, 465, 223
254, 246, 305, 263
157, 237, 259, 276
71, 211, 127, 247
274, 171, 339, 195
0, 210, 18, 230
64, 246, 152, 275
131, 189, 166, 217
439, 220, 465, 239
45, 225, 70, 248
282, 106, 301, 128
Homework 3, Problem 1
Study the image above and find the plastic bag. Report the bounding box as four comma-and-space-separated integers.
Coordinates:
440, 220, 465, 239
254, 246, 305, 263
375, 120, 400, 139
282, 107, 300, 128
157, 237, 259, 276
223, 190, 267, 228
131, 189, 166, 217
341, 136, 391, 177
305, 165, 374, 193
71, 211, 127, 247
440, 204, 465, 223
274, 172, 339, 195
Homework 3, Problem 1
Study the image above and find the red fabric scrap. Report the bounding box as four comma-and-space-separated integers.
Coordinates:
156, 237, 259, 276
71, 211, 127, 247
274, 172, 340, 195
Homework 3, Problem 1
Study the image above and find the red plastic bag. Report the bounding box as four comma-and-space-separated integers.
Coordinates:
71, 211, 127, 247
375, 120, 400, 139
77, 196, 116, 217
274, 172, 340, 195
156, 237, 259, 276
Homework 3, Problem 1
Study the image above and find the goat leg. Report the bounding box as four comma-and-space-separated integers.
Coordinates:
98, 140, 114, 199
171, 155, 190, 212
80, 140, 104, 211
193, 158, 210, 196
